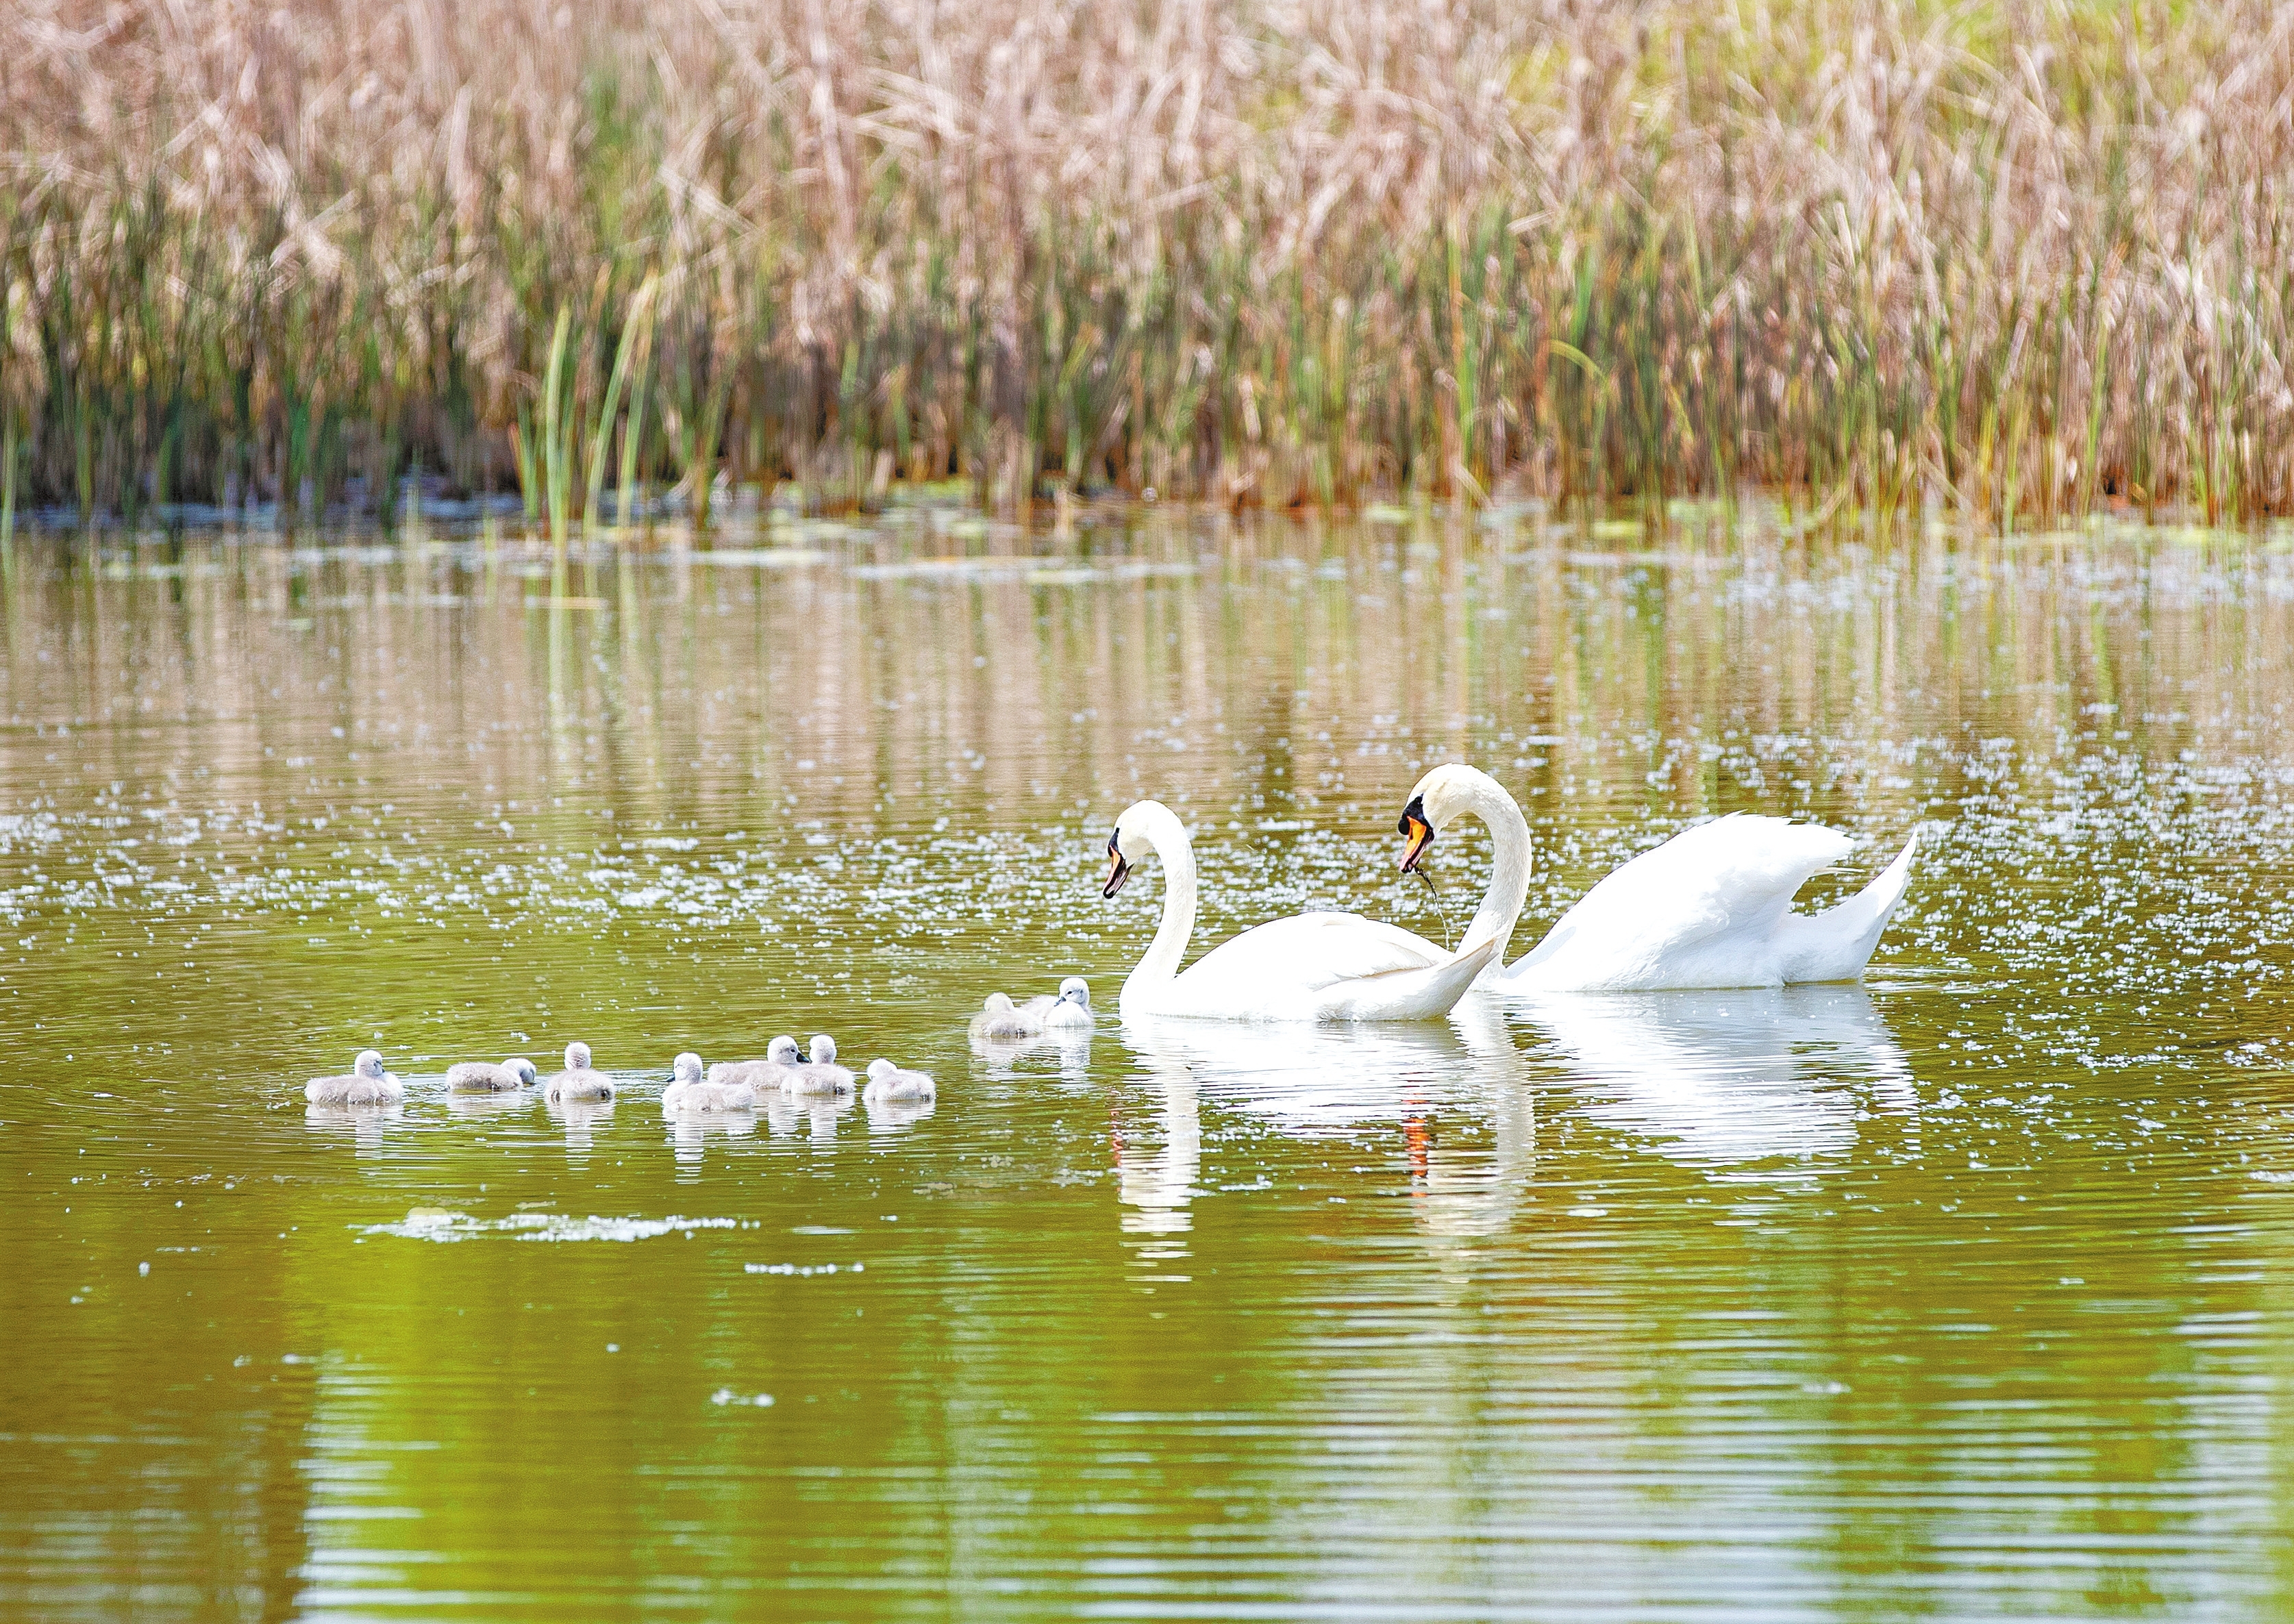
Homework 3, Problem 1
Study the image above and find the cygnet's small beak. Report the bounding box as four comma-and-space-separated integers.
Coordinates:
1101, 829, 1132, 899
1397, 796, 1435, 873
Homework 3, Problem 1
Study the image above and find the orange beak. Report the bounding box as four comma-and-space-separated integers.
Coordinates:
1102, 829, 1133, 898
1397, 797, 1434, 872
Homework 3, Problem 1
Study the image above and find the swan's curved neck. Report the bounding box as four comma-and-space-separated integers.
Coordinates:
1452, 777, 1533, 966
1123, 804, 1199, 1005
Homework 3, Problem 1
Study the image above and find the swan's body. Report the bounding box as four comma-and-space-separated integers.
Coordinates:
1042, 977, 1093, 1030
1395, 764, 1918, 992
1498, 814, 1917, 990
662, 1051, 755, 1113
863, 1058, 936, 1103
445, 1056, 538, 1092
545, 1041, 615, 1102
784, 1034, 854, 1097
305, 1049, 402, 1105
1102, 801, 1494, 1022
708, 1036, 800, 1092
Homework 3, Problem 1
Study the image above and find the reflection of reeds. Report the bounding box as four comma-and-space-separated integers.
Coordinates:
1, 1, 2289, 526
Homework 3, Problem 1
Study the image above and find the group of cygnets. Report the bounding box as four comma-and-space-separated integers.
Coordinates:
301, 980, 1097, 1113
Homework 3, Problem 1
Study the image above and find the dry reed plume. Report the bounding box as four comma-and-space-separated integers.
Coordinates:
1, 0, 2289, 529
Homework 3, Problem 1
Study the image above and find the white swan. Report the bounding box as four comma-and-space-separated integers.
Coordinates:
545, 1041, 615, 1101
1101, 799, 1494, 1021
1395, 763, 1917, 991
445, 1056, 538, 1092
305, 1049, 402, 1105
863, 1058, 936, 1102
662, 1051, 756, 1113
784, 1034, 854, 1096
708, 1036, 800, 1091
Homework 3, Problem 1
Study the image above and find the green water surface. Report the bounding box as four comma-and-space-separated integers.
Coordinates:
5, 507, 2294, 1620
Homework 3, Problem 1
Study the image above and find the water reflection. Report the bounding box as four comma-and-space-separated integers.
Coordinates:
862, 1092, 936, 1134
546, 1096, 616, 1158
1110, 1045, 1201, 1265
443, 1086, 534, 1121
1517, 984, 1915, 1177
1410, 1000, 1536, 1241
303, 1102, 403, 1151
664, 1110, 758, 1175
765, 1092, 854, 1142
970, 1028, 1096, 1087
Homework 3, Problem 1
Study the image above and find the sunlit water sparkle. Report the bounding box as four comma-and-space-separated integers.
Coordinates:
5, 506, 2294, 1620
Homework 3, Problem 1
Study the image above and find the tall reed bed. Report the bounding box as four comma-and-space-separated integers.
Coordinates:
1, 0, 2289, 528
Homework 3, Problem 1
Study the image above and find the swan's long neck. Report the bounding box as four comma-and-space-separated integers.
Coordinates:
1453, 777, 1532, 969
1123, 804, 1199, 1005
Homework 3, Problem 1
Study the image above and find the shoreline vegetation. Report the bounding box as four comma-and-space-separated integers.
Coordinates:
1, 1, 2289, 544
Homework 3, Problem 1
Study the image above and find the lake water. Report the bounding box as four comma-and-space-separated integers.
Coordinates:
5, 505, 2294, 1620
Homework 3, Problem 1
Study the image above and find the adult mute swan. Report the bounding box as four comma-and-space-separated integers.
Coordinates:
1395, 764, 1917, 991
1101, 800, 1494, 1022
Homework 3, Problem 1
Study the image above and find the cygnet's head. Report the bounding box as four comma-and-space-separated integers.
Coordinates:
1058, 977, 1090, 1007
808, 1034, 837, 1065
982, 992, 1015, 1014
768, 1035, 800, 1064
671, 1052, 703, 1084
564, 1041, 592, 1070
1397, 764, 1508, 872
867, 1058, 897, 1081
504, 1057, 538, 1087
353, 1049, 387, 1079
1103, 800, 1176, 897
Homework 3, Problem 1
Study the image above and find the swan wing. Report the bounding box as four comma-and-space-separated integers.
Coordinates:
1507, 814, 1852, 990
1173, 912, 1447, 995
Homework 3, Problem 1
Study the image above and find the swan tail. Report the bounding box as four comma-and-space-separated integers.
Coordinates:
1783, 828, 1919, 982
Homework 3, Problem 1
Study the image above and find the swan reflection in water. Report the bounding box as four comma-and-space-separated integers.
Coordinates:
1115, 1000, 1536, 1251
969, 1027, 1095, 1089
1513, 984, 1915, 1178
444, 1085, 531, 1121
765, 1090, 854, 1143
666, 1109, 758, 1175
303, 1101, 403, 1155
863, 1090, 937, 1134
545, 1095, 615, 1162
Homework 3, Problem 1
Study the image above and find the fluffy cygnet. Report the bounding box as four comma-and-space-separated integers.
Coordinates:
305, 1049, 403, 1105
863, 1058, 936, 1103
783, 1034, 855, 1097
1042, 977, 1093, 1030
707, 1035, 801, 1091
445, 1056, 538, 1092
545, 1041, 615, 1102
969, 992, 1051, 1040
662, 1051, 755, 1113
